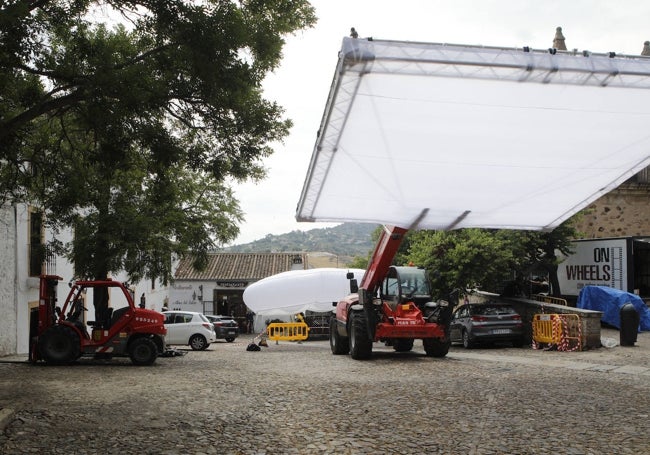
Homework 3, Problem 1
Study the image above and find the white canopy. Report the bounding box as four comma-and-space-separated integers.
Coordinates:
243, 268, 366, 316
297, 37, 650, 231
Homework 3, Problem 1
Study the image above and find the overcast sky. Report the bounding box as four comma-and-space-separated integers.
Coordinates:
229, 0, 650, 245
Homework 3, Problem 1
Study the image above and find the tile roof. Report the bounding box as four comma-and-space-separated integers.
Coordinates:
174, 252, 307, 281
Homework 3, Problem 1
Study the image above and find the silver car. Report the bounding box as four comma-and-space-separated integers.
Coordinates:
163, 311, 217, 350
449, 303, 524, 348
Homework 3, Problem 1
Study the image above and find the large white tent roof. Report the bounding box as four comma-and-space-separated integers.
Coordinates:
296, 37, 650, 231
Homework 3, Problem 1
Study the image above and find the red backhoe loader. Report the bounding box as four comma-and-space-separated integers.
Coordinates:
330, 225, 454, 360
29, 275, 167, 366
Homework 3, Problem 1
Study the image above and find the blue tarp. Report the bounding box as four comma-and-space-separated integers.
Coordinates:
576, 286, 650, 331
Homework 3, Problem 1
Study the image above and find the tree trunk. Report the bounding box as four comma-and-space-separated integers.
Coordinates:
93, 201, 112, 325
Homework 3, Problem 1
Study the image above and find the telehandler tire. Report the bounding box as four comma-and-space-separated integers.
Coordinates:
349, 313, 372, 360
38, 325, 80, 365
329, 316, 349, 355
423, 337, 450, 358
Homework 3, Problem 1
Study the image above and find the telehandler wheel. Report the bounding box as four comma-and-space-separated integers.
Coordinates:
129, 337, 158, 366
349, 313, 372, 360
393, 339, 414, 352
423, 337, 450, 358
38, 325, 80, 365
329, 316, 349, 355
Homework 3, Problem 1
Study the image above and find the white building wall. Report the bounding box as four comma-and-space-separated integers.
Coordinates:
169, 282, 209, 313
5, 203, 172, 356
0, 204, 17, 356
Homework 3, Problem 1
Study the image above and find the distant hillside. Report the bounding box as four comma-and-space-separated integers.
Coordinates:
222, 223, 378, 262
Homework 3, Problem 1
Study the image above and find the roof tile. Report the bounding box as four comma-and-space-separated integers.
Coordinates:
174, 253, 307, 281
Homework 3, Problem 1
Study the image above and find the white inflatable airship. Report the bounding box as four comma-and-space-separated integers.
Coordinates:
243, 268, 366, 315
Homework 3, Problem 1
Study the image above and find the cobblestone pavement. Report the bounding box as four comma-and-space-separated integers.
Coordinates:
0, 328, 649, 454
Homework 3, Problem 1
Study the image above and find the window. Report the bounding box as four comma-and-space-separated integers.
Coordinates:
28, 210, 44, 277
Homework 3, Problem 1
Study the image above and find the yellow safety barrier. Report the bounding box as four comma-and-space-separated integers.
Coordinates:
532, 294, 568, 306
532, 313, 582, 351
532, 314, 558, 344
266, 321, 310, 342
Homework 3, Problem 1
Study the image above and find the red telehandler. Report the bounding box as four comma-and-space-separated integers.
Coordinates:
29, 275, 167, 366
329, 225, 455, 360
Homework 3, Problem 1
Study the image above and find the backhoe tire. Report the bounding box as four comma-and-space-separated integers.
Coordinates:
423, 337, 450, 358
190, 334, 209, 351
349, 313, 372, 360
38, 325, 80, 365
329, 316, 349, 355
129, 337, 158, 366
393, 339, 414, 352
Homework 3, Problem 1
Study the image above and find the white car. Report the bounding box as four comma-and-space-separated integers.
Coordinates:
163, 311, 216, 351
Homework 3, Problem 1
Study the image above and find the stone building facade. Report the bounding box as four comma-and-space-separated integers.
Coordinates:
572, 180, 650, 238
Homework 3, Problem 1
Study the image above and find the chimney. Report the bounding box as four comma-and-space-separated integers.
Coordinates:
642, 41, 650, 56
553, 27, 567, 51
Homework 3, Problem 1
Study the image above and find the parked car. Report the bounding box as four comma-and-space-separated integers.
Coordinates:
449, 303, 524, 348
205, 315, 240, 342
163, 311, 216, 351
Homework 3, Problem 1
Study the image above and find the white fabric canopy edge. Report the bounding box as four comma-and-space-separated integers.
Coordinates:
296, 37, 650, 231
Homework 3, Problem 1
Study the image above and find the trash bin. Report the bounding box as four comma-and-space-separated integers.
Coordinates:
620, 303, 640, 346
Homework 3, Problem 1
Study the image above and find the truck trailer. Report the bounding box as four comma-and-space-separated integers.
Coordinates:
557, 237, 650, 298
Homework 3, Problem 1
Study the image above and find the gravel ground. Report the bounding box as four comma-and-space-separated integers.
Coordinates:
0, 328, 649, 455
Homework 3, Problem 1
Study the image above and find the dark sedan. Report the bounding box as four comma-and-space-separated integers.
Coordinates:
205, 315, 240, 342
449, 303, 524, 348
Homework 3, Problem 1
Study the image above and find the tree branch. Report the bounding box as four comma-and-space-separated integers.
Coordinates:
0, 89, 85, 140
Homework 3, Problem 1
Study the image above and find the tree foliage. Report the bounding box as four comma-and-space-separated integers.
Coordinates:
407, 229, 516, 298
0, 0, 316, 281
405, 221, 580, 298
495, 220, 580, 297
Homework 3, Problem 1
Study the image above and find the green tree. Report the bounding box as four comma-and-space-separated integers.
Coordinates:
1, 0, 316, 284
405, 221, 580, 299
498, 220, 580, 297
347, 254, 369, 270
407, 229, 515, 298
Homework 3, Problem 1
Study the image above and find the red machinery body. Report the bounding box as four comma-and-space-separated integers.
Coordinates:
330, 226, 453, 360
29, 275, 167, 366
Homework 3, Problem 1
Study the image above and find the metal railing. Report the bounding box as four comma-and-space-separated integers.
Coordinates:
531, 294, 568, 306
28, 243, 56, 276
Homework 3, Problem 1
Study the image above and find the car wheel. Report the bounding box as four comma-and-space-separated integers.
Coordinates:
129, 337, 158, 366
329, 316, 349, 355
393, 339, 414, 352
462, 330, 474, 349
189, 334, 208, 351
349, 312, 372, 360
423, 337, 450, 357
38, 325, 80, 365
225, 337, 235, 343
